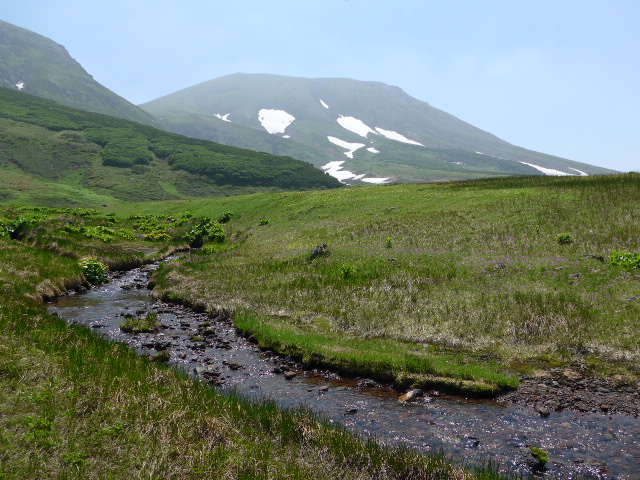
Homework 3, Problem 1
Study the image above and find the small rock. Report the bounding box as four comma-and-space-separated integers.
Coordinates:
345, 408, 358, 414
356, 379, 380, 388
283, 371, 297, 380
398, 389, 425, 403
319, 385, 330, 392
310, 243, 329, 259
154, 341, 171, 351
535, 405, 551, 417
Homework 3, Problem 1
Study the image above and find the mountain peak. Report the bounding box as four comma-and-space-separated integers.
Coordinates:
141, 73, 617, 183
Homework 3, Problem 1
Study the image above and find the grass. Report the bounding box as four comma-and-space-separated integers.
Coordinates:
0, 209, 512, 479
119, 313, 160, 333
145, 174, 640, 390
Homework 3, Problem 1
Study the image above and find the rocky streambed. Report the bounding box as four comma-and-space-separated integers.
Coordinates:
49, 261, 640, 479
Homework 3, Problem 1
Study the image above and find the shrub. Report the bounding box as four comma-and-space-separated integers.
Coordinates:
218, 211, 234, 224
183, 217, 226, 248
610, 251, 640, 269
79, 258, 108, 285
556, 232, 572, 245
385, 236, 393, 249
340, 263, 356, 280
259, 218, 271, 226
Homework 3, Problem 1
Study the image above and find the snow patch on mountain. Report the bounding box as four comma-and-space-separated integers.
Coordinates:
337, 115, 377, 138
16, 81, 24, 90
320, 99, 329, 109
519, 161, 572, 176
327, 136, 366, 159
568, 167, 588, 176
361, 177, 390, 184
258, 109, 295, 134
214, 113, 231, 122
321, 161, 360, 182
367, 147, 380, 153
375, 127, 423, 146
321, 160, 390, 184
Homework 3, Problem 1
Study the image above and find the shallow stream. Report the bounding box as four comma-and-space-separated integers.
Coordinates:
49, 262, 640, 479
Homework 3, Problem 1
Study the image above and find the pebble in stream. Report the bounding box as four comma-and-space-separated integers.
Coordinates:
49, 263, 640, 480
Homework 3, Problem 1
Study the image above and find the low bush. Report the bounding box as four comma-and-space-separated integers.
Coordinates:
610, 251, 640, 269
79, 257, 109, 285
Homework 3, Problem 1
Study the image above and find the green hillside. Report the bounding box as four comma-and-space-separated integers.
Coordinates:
0, 87, 341, 207
0, 20, 159, 127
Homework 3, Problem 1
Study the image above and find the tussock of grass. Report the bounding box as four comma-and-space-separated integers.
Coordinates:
119, 313, 160, 333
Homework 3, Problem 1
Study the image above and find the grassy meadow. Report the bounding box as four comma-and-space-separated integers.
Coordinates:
0, 205, 512, 479
1, 173, 639, 478
137, 174, 640, 393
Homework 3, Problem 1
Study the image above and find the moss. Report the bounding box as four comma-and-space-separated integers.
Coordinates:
529, 446, 549, 465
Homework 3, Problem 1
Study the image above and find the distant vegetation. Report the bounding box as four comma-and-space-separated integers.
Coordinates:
0, 87, 341, 207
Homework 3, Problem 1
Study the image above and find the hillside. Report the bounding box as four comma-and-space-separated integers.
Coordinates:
141, 73, 617, 184
0, 87, 341, 207
0, 20, 159, 127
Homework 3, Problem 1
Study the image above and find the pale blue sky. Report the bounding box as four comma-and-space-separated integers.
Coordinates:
3, 0, 639, 172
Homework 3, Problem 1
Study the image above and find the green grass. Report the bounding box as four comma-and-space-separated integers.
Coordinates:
119, 313, 160, 334
0, 219, 509, 479
145, 174, 640, 390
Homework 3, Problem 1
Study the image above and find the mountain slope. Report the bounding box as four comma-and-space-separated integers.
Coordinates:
141, 73, 616, 184
0, 20, 159, 127
0, 87, 340, 207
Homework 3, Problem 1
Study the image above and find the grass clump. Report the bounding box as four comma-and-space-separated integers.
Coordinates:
119, 313, 160, 333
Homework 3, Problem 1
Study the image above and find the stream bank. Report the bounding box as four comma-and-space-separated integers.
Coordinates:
49, 261, 640, 479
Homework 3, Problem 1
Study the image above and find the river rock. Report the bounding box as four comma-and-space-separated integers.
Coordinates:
515, 446, 548, 471
357, 378, 380, 388
284, 371, 297, 380
398, 389, 425, 403
535, 405, 551, 417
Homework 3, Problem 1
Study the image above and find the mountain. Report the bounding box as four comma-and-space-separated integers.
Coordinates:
0, 87, 340, 207
141, 73, 616, 184
0, 20, 159, 127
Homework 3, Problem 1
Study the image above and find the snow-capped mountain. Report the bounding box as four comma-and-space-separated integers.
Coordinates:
140, 73, 616, 184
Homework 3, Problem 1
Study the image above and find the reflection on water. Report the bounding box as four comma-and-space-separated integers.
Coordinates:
50, 263, 640, 479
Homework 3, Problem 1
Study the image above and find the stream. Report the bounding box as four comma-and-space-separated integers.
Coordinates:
49, 261, 640, 479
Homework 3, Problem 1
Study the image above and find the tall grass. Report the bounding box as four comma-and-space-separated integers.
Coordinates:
0, 236, 510, 479
149, 174, 640, 385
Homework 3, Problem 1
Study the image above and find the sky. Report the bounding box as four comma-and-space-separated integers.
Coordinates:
2, 0, 639, 172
